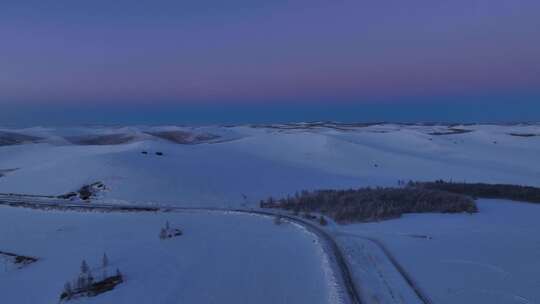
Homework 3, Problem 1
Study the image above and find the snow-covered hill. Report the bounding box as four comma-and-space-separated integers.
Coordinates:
0, 124, 538, 207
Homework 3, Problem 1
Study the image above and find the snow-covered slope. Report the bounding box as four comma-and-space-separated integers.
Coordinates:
0, 124, 538, 207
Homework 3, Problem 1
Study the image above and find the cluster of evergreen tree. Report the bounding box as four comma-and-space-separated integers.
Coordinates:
261, 187, 477, 223
62, 253, 123, 301
409, 180, 540, 203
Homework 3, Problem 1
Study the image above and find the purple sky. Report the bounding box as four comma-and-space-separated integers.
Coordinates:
0, 0, 539, 122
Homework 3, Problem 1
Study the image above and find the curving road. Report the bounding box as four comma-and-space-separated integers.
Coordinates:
0, 193, 363, 304
0, 193, 432, 304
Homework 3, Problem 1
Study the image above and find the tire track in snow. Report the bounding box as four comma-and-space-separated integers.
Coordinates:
336, 232, 434, 304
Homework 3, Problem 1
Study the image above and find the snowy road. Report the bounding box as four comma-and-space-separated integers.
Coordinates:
336, 231, 433, 304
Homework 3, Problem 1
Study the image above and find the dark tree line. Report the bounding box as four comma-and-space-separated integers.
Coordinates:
409, 180, 540, 203
261, 187, 477, 223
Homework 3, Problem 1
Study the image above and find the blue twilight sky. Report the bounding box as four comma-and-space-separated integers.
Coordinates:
0, 0, 539, 124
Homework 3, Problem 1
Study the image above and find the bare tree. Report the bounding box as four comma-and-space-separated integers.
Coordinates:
102, 253, 109, 268
116, 268, 124, 282
80, 260, 89, 274
64, 282, 72, 298
102, 253, 109, 279
159, 228, 167, 239
87, 270, 94, 286
77, 275, 86, 289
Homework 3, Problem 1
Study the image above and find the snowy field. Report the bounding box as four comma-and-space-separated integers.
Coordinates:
0, 206, 337, 304
339, 199, 540, 304
1, 123, 540, 304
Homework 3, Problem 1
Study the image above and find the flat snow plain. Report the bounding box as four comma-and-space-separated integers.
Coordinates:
1, 123, 539, 304
0, 207, 336, 304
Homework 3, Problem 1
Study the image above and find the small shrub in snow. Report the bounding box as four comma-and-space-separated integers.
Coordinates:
63, 282, 72, 298
58, 182, 106, 201
58, 192, 78, 200
302, 212, 317, 220
159, 221, 183, 240
0, 250, 38, 269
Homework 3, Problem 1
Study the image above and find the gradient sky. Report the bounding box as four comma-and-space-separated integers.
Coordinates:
1, 0, 539, 124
